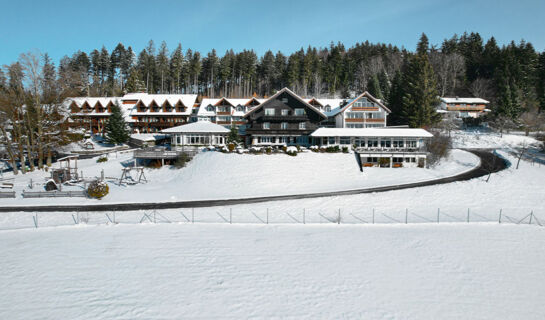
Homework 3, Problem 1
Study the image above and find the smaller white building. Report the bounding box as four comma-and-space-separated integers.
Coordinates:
311, 127, 433, 168
161, 121, 230, 150
438, 97, 490, 118
329, 92, 391, 128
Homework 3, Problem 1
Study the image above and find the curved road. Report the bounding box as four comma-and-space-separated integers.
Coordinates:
0, 149, 508, 212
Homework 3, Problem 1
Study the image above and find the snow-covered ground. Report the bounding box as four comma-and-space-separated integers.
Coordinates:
1, 223, 544, 319
450, 129, 541, 149
0, 148, 479, 205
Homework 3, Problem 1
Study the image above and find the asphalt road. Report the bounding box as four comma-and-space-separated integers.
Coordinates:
0, 149, 508, 212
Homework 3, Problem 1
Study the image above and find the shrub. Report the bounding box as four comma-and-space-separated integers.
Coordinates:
227, 143, 236, 152
378, 157, 390, 167
285, 146, 298, 157
325, 146, 340, 153
96, 156, 108, 163
310, 146, 319, 152
265, 147, 272, 154
427, 132, 452, 166
342, 146, 349, 153
174, 153, 192, 168
87, 180, 109, 199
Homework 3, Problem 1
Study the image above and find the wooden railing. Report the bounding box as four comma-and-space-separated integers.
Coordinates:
365, 118, 385, 123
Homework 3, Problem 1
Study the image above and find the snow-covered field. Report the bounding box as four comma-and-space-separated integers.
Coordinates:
1, 131, 544, 319
0, 148, 479, 205
1, 223, 544, 319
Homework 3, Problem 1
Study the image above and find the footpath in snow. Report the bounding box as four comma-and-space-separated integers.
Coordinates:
0, 223, 544, 319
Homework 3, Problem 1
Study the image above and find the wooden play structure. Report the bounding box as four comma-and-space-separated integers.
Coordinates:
51, 155, 79, 183
118, 167, 147, 185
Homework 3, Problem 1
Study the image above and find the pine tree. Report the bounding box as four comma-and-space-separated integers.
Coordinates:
105, 102, 129, 144
226, 125, 240, 144
367, 74, 383, 100
537, 52, 545, 112
416, 33, 429, 55
170, 44, 184, 93
401, 54, 441, 127
125, 68, 145, 93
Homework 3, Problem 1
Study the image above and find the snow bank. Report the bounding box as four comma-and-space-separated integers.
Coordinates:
0, 223, 544, 319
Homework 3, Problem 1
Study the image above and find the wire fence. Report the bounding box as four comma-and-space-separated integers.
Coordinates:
0, 207, 543, 231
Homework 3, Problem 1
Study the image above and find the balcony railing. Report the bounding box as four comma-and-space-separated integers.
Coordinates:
355, 147, 427, 153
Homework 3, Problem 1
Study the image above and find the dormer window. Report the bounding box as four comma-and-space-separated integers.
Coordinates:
325, 106, 331, 112
207, 105, 214, 112
237, 106, 244, 112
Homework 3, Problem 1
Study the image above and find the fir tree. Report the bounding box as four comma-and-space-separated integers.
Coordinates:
416, 33, 429, 55
105, 102, 130, 144
367, 74, 383, 100
401, 54, 441, 128
125, 68, 145, 93
226, 125, 240, 144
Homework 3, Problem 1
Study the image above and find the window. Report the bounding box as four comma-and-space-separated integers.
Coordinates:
347, 112, 364, 119
206, 105, 214, 112
281, 109, 289, 116
263, 122, 270, 130
299, 122, 306, 130
368, 139, 378, 147
325, 106, 331, 112
265, 108, 275, 116
237, 106, 244, 112
294, 108, 305, 116
380, 140, 391, 148
340, 137, 351, 145
281, 122, 288, 129
282, 98, 289, 103
347, 123, 364, 128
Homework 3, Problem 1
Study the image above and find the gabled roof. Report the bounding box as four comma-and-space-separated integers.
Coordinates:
337, 92, 392, 115
243, 88, 327, 119
161, 121, 230, 134
122, 93, 198, 109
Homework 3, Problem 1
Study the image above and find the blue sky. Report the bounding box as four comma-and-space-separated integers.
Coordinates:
0, 0, 543, 65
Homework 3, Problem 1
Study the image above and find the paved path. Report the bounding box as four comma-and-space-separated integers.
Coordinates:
0, 149, 508, 212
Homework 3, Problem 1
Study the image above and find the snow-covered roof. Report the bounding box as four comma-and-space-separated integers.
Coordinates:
122, 93, 198, 108
338, 92, 392, 114
161, 121, 230, 134
440, 97, 489, 104
310, 128, 433, 138
244, 88, 327, 119
197, 98, 222, 116
130, 133, 167, 142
